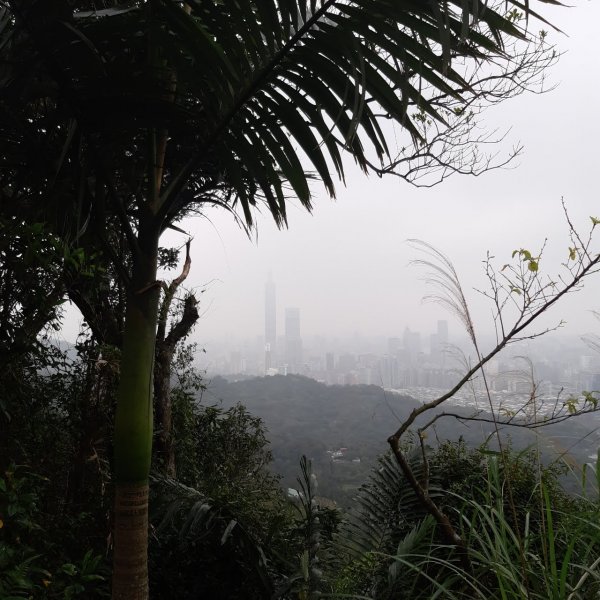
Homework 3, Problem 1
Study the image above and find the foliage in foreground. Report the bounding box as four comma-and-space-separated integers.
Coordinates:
332, 441, 600, 600
2, 329, 599, 599
0, 338, 114, 600
149, 394, 293, 600
0, 338, 293, 599
0, 0, 565, 594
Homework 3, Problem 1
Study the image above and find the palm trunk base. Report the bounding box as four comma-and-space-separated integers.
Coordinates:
112, 482, 150, 600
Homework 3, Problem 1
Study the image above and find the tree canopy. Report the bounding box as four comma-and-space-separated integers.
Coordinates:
0, 1, 562, 598
1, 0, 557, 232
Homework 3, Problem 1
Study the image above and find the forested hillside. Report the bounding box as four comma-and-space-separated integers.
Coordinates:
205, 375, 600, 502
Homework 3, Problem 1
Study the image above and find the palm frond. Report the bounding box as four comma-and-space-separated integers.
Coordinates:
150, 474, 273, 595
0, 0, 558, 230
337, 447, 442, 558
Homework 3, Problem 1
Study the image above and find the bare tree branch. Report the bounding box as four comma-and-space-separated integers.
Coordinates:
388, 209, 600, 560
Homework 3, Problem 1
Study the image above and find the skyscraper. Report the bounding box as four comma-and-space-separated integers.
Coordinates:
285, 307, 302, 373
403, 327, 421, 364
265, 276, 276, 371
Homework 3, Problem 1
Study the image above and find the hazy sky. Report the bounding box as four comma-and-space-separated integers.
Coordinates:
63, 1, 600, 350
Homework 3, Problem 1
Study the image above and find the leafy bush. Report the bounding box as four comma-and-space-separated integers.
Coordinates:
331, 440, 600, 600
149, 397, 292, 599
0, 466, 108, 599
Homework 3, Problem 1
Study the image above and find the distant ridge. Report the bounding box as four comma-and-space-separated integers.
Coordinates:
202, 375, 600, 503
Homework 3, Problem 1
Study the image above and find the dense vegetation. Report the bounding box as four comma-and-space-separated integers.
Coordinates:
3, 0, 597, 598
2, 340, 600, 599
209, 374, 600, 502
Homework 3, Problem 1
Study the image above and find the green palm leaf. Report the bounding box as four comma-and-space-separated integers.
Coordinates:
0, 0, 557, 228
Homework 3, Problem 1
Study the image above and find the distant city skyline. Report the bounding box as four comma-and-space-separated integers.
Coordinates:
57, 2, 600, 352
176, 1, 600, 345
200, 317, 600, 402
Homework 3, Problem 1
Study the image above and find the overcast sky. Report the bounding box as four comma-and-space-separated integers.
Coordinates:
63, 1, 600, 351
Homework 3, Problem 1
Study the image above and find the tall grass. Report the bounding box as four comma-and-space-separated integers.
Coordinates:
339, 449, 600, 599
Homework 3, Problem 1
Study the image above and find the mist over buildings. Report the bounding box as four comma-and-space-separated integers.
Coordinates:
59, 1, 600, 385
196, 270, 600, 408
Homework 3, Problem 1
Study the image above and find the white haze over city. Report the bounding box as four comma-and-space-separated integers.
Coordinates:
61, 1, 599, 362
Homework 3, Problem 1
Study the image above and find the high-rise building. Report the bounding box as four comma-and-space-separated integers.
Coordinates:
265, 276, 276, 370
403, 327, 421, 363
265, 342, 273, 371
285, 307, 302, 373
325, 352, 335, 372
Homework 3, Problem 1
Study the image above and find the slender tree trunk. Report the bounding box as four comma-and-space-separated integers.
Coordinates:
154, 293, 199, 477
112, 218, 160, 600
154, 243, 197, 478
154, 341, 176, 478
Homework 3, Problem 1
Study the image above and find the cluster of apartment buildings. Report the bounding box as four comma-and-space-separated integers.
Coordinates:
207, 278, 600, 399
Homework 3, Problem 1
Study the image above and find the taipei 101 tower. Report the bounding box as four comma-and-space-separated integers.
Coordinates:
264, 275, 276, 371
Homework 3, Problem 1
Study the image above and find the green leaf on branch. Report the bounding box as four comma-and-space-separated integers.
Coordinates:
512, 248, 535, 263
499, 408, 515, 418
61, 563, 78, 576
582, 391, 598, 408
528, 260, 538, 272
568, 247, 577, 260
564, 397, 579, 414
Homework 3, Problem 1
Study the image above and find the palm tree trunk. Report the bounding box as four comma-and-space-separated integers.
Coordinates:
112, 220, 160, 600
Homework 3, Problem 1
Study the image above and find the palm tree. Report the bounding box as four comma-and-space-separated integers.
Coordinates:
0, 1, 558, 597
